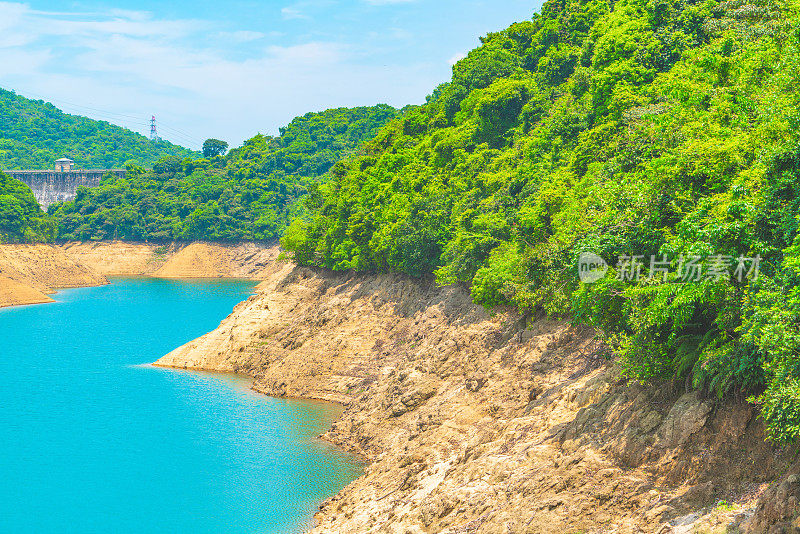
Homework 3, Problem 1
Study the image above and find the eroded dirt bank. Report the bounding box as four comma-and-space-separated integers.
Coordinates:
155, 255, 800, 533
1, 241, 279, 309
0, 244, 108, 308
59, 241, 279, 278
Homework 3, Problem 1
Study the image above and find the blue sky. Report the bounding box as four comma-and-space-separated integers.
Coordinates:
0, 1, 541, 148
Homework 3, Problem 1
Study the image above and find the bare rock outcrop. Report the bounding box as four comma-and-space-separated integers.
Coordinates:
746, 473, 800, 533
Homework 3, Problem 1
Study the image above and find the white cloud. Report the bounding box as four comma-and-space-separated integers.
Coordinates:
0, 1, 28, 23
281, 0, 338, 20
0, 48, 51, 75
106, 8, 152, 21
280, 6, 307, 19
0, 2, 439, 148
218, 30, 266, 42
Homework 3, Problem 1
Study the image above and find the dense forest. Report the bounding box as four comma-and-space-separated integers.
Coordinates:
0, 88, 195, 170
282, 0, 800, 441
50, 105, 398, 241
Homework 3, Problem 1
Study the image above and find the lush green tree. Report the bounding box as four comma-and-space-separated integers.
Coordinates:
0, 172, 53, 242
202, 139, 229, 158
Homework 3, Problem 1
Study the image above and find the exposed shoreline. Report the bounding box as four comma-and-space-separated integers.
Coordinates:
0, 243, 109, 309
152, 249, 800, 533
0, 240, 280, 309
5, 240, 799, 532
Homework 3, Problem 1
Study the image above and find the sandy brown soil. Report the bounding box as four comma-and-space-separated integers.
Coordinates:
58, 241, 175, 276
152, 242, 280, 278
156, 254, 800, 533
0, 274, 53, 307
0, 244, 108, 308
1, 240, 278, 309
60, 241, 280, 279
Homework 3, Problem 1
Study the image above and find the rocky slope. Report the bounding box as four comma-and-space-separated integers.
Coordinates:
156, 254, 800, 533
0, 244, 108, 308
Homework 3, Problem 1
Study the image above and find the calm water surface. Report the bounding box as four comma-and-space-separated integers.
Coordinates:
0, 278, 361, 533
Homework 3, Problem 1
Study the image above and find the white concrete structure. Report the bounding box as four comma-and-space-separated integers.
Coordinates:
54, 158, 74, 172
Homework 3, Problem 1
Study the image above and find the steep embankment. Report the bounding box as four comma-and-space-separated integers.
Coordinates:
59, 241, 280, 278
156, 254, 800, 533
58, 241, 175, 276
0, 244, 108, 308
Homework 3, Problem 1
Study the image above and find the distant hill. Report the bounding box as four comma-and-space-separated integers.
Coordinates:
51, 104, 399, 241
0, 88, 196, 170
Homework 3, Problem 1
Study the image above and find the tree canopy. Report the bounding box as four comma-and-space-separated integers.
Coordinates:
0, 172, 53, 243
282, 0, 800, 441
202, 139, 229, 158
7, 0, 800, 444
50, 105, 398, 242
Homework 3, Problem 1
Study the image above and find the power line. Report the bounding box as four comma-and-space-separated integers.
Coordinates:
14, 89, 206, 147
31, 99, 150, 126
19, 90, 148, 122
158, 124, 203, 142
156, 124, 204, 144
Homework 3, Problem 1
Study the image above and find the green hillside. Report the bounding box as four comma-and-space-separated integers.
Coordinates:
283, 0, 800, 440
0, 88, 196, 169
51, 105, 398, 241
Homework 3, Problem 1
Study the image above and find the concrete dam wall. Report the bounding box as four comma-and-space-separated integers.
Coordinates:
5, 169, 126, 209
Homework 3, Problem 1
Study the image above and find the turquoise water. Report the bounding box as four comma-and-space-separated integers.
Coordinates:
0, 278, 361, 534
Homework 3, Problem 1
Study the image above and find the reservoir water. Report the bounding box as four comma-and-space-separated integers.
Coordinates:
0, 278, 361, 533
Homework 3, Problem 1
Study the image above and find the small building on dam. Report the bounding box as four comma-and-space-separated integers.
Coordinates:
4, 159, 126, 209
